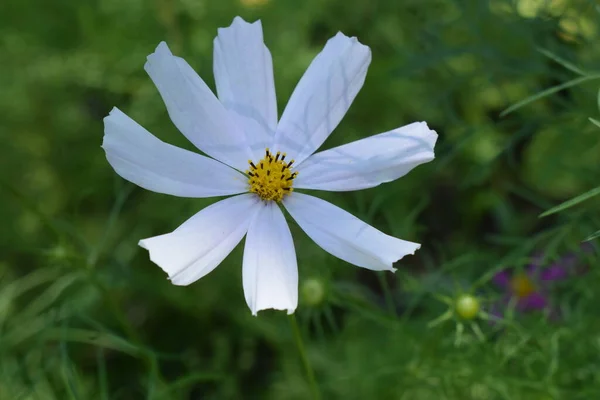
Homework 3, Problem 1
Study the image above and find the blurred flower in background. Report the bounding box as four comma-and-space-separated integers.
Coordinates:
492, 242, 596, 315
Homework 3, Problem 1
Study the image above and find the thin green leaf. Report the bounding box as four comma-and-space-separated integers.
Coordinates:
0, 268, 65, 325
155, 372, 224, 398
86, 183, 133, 268
500, 74, 600, 117
42, 328, 144, 357
97, 348, 109, 400
427, 309, 453, 328
19, 274, 80, 319
2, 312, 70, 348
540, 186, 600, 217
584, 230, 600, 241
60, 333, 80, 400
590, 117, 600, 129
0, 179, 90, 251
536, 47, 586, 76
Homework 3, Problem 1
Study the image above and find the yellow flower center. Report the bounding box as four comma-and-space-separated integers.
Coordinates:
510, 273, 535, 298
247, 148, 297, 202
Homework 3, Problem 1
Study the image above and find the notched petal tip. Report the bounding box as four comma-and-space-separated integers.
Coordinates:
396, 241, 421, 257
230, 15, 259, 27
154, 41, 171, 54
232, 15, 247, 24
333, 31, 356, 41
419, 121, 439, 144
101, 107, 127, 150
217, 16, 258, 33
410, 122, 438, 162
216, 16, 263, 43
408, 242, 422, 254
144, 41, 173, 69
102, 107, 123, 127
138, 239, 148, 250
386, 242, 421, 270
138, 239, 191, 286
168, 276, 192, 287
104, 106, 120, 118
331, 31, 370, 51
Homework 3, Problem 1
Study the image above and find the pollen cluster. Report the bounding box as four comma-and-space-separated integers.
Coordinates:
247, 149, 298, 202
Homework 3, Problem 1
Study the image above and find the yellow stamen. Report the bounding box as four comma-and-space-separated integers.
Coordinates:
247, 149, 297, 202
510, 273, 535, 298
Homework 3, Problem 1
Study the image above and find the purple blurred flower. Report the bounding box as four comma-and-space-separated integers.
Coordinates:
492, 242, 595, 315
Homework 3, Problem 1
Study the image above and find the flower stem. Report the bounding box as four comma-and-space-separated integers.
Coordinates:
377, 271, 396, 315
288, 314, 320, 399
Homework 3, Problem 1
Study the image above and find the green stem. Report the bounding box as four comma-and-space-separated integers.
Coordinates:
288, 314, 320, 399
500, 74, 600, 116
376, 272, 396, 315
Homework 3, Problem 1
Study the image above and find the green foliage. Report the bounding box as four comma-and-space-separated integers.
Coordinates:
541, 185, 600, 217
1, 0, 599, 398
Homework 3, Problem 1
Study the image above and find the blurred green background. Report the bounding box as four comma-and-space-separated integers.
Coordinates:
2, 0, 600, 398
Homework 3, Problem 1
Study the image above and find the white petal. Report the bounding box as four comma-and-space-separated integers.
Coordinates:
294, 122, 437, 191
284, 193, 420, 271
214, 17, 277, 161
145, 42, 252, 171
242, 202, 298, 315
273, 32, 371, 165
102, 107, 247, 197
139, 194, 260, 286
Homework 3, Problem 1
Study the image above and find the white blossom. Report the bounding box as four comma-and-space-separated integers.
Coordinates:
103, 17, 437, 315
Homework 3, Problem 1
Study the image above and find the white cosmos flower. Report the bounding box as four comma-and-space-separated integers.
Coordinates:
102, 17, 437, 315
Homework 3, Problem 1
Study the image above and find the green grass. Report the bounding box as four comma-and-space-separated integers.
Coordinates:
1, 0, 600, 398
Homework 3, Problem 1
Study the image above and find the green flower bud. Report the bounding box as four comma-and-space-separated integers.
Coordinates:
301, 278, 326, 307
455, 294, 480, 320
